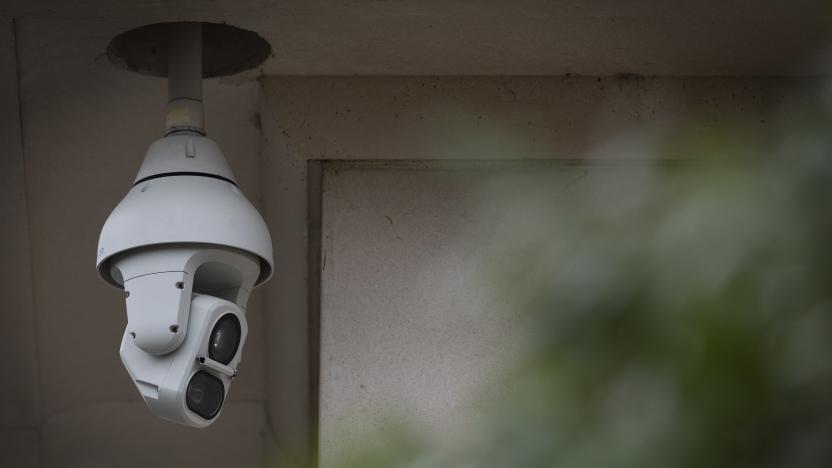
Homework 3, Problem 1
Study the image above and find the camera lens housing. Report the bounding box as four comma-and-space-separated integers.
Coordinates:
209, 314, 241, 365
119, 293, 249, 427
186, 370, 225, 420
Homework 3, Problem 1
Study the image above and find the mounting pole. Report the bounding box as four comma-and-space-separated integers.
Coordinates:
166, 22, 205, 135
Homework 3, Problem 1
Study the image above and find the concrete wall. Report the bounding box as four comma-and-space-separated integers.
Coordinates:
318, 164, 542, 464
317, 162, 693, 465
260, 76, 797, 162
0, 18, 40, 468
258, 75, 807, 466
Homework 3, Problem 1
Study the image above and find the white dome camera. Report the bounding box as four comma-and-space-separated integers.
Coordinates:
96, 23, 273, 427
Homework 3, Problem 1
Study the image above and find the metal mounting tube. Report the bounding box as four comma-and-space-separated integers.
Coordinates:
165, 22, 205, 135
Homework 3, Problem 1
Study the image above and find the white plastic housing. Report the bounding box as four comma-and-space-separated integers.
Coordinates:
120, 294, 248, 428
133, 134, 232, 182
96, 135, 274, 287
113, 246, 259, 355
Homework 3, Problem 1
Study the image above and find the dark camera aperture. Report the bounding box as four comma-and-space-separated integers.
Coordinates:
186, 370, 224, 419
209, 314, 241, 365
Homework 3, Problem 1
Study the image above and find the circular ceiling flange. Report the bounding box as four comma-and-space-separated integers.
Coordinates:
106, 21, 272, 78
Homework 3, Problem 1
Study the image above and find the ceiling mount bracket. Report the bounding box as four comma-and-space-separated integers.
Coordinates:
166, 22, 205, 136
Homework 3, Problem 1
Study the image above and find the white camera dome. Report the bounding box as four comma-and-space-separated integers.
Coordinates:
96, 134, 274, 288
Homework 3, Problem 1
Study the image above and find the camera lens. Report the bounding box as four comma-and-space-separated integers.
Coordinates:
186, 370, 224, 419
209, 314, 241, 365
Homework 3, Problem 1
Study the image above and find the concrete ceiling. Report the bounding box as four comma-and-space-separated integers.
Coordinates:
4, 0, 832, 76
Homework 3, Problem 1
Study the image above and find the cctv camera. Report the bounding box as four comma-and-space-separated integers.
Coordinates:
96, 133, 273, 427
120, 292, 249, 427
